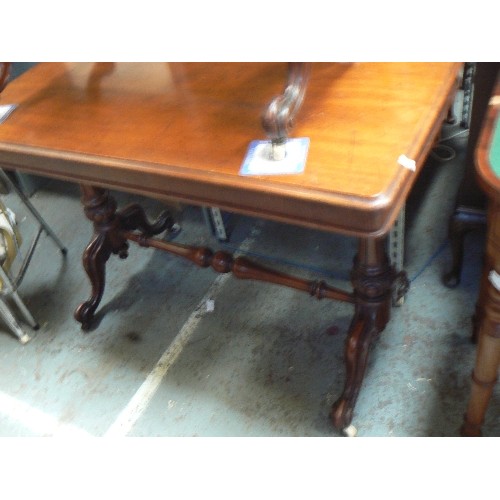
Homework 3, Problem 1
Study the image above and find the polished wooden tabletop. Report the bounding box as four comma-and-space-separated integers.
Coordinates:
0, 62, 461, 237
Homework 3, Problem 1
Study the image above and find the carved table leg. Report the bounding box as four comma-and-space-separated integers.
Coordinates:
74, 186, 128, 329
330, 237, 399, 433
74, 185, 174, 330
461, 201, 500, 436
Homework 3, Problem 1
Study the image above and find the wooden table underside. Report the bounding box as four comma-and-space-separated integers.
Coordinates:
0, 62, 461, 433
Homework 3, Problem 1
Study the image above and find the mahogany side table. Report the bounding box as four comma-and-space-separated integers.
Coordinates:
0, 62, 461, 433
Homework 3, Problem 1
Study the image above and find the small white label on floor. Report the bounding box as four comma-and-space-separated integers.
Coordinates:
0, 104, 17, 124
239, 138, 309, 176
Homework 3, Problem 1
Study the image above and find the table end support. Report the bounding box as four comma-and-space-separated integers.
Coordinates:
330, 238, 396, 432
74, 185, 175, 330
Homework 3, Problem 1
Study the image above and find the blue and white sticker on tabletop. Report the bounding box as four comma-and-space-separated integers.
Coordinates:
239, 137, 310, 176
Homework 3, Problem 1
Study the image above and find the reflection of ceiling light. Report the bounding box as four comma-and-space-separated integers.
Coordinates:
109, 63, 174, 92
64, 62, 175, 93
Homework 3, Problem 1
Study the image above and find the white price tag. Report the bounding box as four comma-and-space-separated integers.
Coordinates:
397, 154, 416, 171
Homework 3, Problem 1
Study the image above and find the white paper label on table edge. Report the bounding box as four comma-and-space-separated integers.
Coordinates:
397, 154, 416, 171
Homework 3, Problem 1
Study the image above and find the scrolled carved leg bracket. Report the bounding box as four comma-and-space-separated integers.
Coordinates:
75, 186, 175, 329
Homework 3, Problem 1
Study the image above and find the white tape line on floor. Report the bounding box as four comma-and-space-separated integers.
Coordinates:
104, 223, 262, 437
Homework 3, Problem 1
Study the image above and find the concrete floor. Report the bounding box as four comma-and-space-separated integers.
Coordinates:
0, 89, 498, 438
